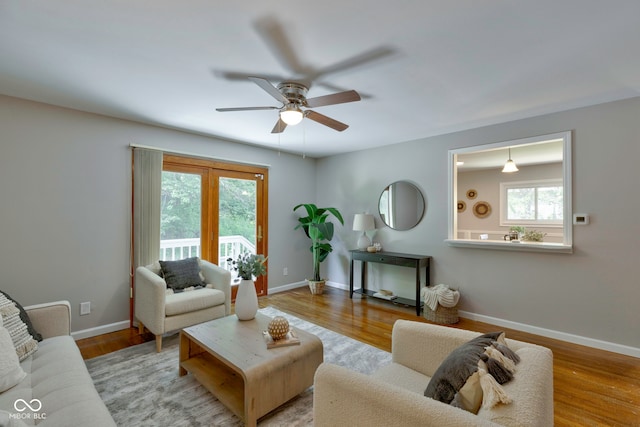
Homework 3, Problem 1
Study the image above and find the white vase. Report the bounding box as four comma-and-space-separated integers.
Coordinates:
235, 279, 258, 320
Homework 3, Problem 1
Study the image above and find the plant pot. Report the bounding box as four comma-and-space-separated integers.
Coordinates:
307, 279, 325, 295
235, 279, 258, 320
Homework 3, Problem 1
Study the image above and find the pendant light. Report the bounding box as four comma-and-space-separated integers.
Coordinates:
502, 147, 519, 173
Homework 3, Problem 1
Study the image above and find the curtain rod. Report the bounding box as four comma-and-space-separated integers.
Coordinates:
129, 143, 271, 168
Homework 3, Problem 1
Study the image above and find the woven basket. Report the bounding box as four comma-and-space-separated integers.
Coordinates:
308, 280, 325, 295
423, 304, 459, 324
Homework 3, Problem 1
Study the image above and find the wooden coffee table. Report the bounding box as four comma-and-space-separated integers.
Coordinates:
179, 312, 323, 426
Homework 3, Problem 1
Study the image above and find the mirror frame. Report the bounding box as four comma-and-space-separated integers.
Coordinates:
378, 180, 426, 230
446, 131, 573, 253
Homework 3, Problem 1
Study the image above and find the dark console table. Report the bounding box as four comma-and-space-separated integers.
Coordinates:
349, 250, 431, 316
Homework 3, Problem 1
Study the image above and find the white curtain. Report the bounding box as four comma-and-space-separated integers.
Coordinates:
132, 148, 162, 268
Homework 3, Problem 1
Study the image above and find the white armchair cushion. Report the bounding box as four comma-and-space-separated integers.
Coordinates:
165, 288, 226, 316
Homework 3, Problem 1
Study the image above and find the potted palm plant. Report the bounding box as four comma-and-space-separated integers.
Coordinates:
293, 203, 344, 294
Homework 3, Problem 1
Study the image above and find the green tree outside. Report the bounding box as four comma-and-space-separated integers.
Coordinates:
160, 172, 256, 243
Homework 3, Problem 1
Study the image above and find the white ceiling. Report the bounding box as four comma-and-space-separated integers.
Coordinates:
1, 1, 639, 158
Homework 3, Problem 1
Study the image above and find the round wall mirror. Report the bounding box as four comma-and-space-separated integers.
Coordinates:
378, 181, 425, 230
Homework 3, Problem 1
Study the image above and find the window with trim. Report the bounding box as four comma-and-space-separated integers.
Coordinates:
500, 179, 563, 226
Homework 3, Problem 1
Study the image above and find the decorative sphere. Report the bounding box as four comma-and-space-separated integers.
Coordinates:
268, 316, 290, 340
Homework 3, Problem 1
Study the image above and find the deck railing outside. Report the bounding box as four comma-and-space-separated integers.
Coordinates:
159, 236, 255, 270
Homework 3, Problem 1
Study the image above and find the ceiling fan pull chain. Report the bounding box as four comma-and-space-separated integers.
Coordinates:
302, 120, 306, 159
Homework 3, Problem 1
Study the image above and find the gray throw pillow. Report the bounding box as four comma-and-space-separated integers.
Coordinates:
159, 257, 206, 292
424, 332, 511, 410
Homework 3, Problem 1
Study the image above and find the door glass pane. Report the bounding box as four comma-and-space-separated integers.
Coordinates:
218, 177, 257, 275
160, 171, 201, 261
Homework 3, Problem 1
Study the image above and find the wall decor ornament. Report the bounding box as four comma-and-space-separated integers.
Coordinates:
472, 201, 492, 218
457, 201, 466, 213
466, 189, 477, 199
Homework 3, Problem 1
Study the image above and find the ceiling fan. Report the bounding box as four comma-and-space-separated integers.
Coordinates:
216, 76, 361, 133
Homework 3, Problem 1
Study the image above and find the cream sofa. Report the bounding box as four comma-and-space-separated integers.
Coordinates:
135, 259, 231, 352
314, 320, 553, 427
0, 301, 115, 427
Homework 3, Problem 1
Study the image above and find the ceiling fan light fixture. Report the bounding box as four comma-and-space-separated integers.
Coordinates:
502, 147, 519, 173
280, 105, 304, 125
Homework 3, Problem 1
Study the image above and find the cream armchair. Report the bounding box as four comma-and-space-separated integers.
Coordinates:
313, 320, 553, 427
135, 259, 231, 352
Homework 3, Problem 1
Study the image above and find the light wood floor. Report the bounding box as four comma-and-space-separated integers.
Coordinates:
77, 287, 640, 426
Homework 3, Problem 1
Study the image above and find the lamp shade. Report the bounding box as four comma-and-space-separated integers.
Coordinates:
502, 147, 519, 173
502, 159, 519, 173
353, 214, 375, 231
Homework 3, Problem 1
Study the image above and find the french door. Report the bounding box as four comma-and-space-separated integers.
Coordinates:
161, 154, 268, 297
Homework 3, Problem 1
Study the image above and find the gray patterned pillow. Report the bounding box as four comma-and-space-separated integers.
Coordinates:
159, 257, 206, 292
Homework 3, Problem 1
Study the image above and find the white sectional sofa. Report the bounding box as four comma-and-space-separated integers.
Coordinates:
0, 301, 115, 427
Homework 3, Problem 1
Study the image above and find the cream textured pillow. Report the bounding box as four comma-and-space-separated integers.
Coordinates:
0, 325, 27, 392
0, 294, 38, 361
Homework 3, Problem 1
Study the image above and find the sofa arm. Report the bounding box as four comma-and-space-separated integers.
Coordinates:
392, 320, 483, 377
134, 266, 167, 335
313, 363, 497, 427
200, 259, 232, 316
24, 301, 71, 339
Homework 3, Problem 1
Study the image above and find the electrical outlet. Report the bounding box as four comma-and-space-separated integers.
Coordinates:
283, 267, 288, 276
573, 213, 590, 225
80, 302, 91, 316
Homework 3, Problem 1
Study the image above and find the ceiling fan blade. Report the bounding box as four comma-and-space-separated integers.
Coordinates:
216, 106, 278, 112
248, 76, 289, 104
305, 90, 361, 108
253, 17, 309, 76
271, 118, 288, 134
213, 69, 286, 83
309, 46, 396, 80
305, 110, 349, 132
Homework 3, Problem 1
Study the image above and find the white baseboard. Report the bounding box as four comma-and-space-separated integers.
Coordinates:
326, 281, 349, 291
71, 320, 130, 340
268, 280, 348, 293
459, 310, 640, 359
268, 280, 308, 294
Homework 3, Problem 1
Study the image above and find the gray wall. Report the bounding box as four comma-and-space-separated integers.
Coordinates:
318, 96, 640, 355
0, 95, 315, 334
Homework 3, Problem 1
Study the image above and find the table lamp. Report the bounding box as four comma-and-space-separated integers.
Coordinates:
353, 213, 375, 250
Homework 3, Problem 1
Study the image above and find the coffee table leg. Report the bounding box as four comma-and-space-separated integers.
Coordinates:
244, 385, 257, 427
179, 332, 189, 376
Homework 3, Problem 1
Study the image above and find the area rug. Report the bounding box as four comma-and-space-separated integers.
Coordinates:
86, 307, 392, 426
